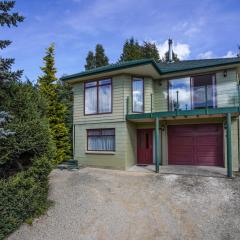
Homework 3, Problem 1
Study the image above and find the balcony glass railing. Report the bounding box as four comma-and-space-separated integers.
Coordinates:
169, 84, 239, 111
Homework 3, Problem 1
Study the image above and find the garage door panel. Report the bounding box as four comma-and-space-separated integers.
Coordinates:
196, 136, 218, 145
168, 124, 224, 167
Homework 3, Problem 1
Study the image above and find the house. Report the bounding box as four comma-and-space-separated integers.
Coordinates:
62, 40, 240, 176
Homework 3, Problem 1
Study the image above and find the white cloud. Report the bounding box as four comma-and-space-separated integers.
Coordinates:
155, 40, 190, 60
197, 51, 215, 59
223, 51, 236, 58
198, 50, 237, 59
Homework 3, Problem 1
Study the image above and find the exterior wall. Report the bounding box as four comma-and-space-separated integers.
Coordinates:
73, 75, 125, 124
125, 122, 137, 168
74, 121, 127, 170
128, 117, 239, 171
154, 79, 168, 112
71, 68, 239, 171
216, 70, 239, 108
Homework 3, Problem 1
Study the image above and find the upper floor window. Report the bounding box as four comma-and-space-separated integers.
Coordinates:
84, 79, 112, 115
169, 74, 216, 111
132, 77, 144, 112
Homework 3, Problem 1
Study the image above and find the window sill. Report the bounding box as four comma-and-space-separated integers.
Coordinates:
85, 151, 115, 155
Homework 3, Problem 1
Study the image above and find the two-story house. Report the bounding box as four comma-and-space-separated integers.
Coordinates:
62, 42, 240, 177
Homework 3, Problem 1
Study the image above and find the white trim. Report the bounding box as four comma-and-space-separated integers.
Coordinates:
85, 151, 115, 155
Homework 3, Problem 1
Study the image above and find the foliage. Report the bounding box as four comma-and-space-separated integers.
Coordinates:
119, 37, 143, 62
0, 111, 15, 139
95, 44, 109, 67
0, 156, 52, 239
85, 51, 95, 70
162, 50, 180, 62
84, 44, 109, 70
142, 41, 160, 61
0, 81, 55, 177
119, 38, 160, 62
38, 44, 71, 164
57, 79, 73, 145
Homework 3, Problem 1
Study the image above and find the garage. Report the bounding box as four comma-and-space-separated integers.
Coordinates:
168, 124, 224, 166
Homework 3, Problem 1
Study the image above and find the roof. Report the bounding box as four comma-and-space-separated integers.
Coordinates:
157, 58, 240, 74
61, 57, 240, 81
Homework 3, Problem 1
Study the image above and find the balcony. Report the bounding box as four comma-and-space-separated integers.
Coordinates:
126, 83, 240, 120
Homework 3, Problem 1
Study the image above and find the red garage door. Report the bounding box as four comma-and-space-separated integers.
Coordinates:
168, 124, 224, 166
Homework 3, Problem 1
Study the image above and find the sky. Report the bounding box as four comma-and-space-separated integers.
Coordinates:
2, 0, 240, 81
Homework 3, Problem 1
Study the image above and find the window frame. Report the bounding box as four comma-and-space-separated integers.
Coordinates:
84, 78, 112, 115
86, 128, 115, 152
132, 77, 144, 113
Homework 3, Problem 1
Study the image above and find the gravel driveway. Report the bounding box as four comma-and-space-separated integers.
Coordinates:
8, 168, 240, 240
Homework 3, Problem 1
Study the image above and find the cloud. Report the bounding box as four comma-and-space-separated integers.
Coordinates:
155, 40, 190, 60
198, 51, 215, 59
223, 51, 236, 58
198, 50, 237, 59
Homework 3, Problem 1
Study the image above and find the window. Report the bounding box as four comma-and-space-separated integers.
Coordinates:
84, 79, 112, 115
168, 74, 216, 111
132, 78, 144, 112
191, 74, 216, 109
169, 77, 191, 110
87, 129, 115, 151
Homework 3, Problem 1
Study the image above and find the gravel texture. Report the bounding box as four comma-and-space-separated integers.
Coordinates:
8, 168, 240, 240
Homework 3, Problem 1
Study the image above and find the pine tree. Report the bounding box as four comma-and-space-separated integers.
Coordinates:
85, 51, 95, 70
38, 44, 71, 164
119, 37, 143, 62
162, 51, 180, 62
142, 41, 160, 61
95, 44, 109, 68
0, 1, 24, 137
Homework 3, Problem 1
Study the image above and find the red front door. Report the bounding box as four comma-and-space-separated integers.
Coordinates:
137, 129, 153, 165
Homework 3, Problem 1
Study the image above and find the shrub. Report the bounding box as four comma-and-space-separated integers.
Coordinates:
0, 156, 52, 239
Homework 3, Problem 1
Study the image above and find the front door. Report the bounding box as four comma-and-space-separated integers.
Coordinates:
137, 129, 153, 165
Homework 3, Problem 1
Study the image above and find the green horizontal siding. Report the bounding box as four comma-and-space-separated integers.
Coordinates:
73, 75, 125, 124
74, 122, 127, 170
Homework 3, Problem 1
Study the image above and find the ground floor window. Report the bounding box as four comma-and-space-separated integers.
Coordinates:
87, 129, 115, 151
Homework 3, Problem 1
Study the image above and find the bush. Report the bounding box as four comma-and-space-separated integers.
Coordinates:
0, 156, 52, 239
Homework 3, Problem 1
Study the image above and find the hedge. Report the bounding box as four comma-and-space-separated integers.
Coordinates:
0, 156, 52, 239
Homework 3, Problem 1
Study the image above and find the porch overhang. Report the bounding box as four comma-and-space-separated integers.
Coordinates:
126, 106, 240, 121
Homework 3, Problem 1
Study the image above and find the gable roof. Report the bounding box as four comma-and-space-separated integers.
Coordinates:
61, 57, 240, 81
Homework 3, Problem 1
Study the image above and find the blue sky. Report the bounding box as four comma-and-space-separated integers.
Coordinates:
2, 0, 240, 81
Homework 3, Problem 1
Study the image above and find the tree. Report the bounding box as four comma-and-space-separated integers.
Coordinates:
0, 0, 24, 139
84, 45, 109, 70
0, 81, 54, 177
38, 44, 71, 164
142, 41, 160, 61
119, 37, 143, 62
95, 44, 109, 68
85, 51, 95, 70
162, 50, 180, 62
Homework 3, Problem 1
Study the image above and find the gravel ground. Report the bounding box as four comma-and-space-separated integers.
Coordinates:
8, 168, 240, 240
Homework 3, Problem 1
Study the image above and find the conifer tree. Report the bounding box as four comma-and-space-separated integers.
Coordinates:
119, 37, 143, 62
85, 51, 95, 70
142, 41, 160, 61
0, 1, 24, 138
95, 44, 109, 67
38, 44, 71, 164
